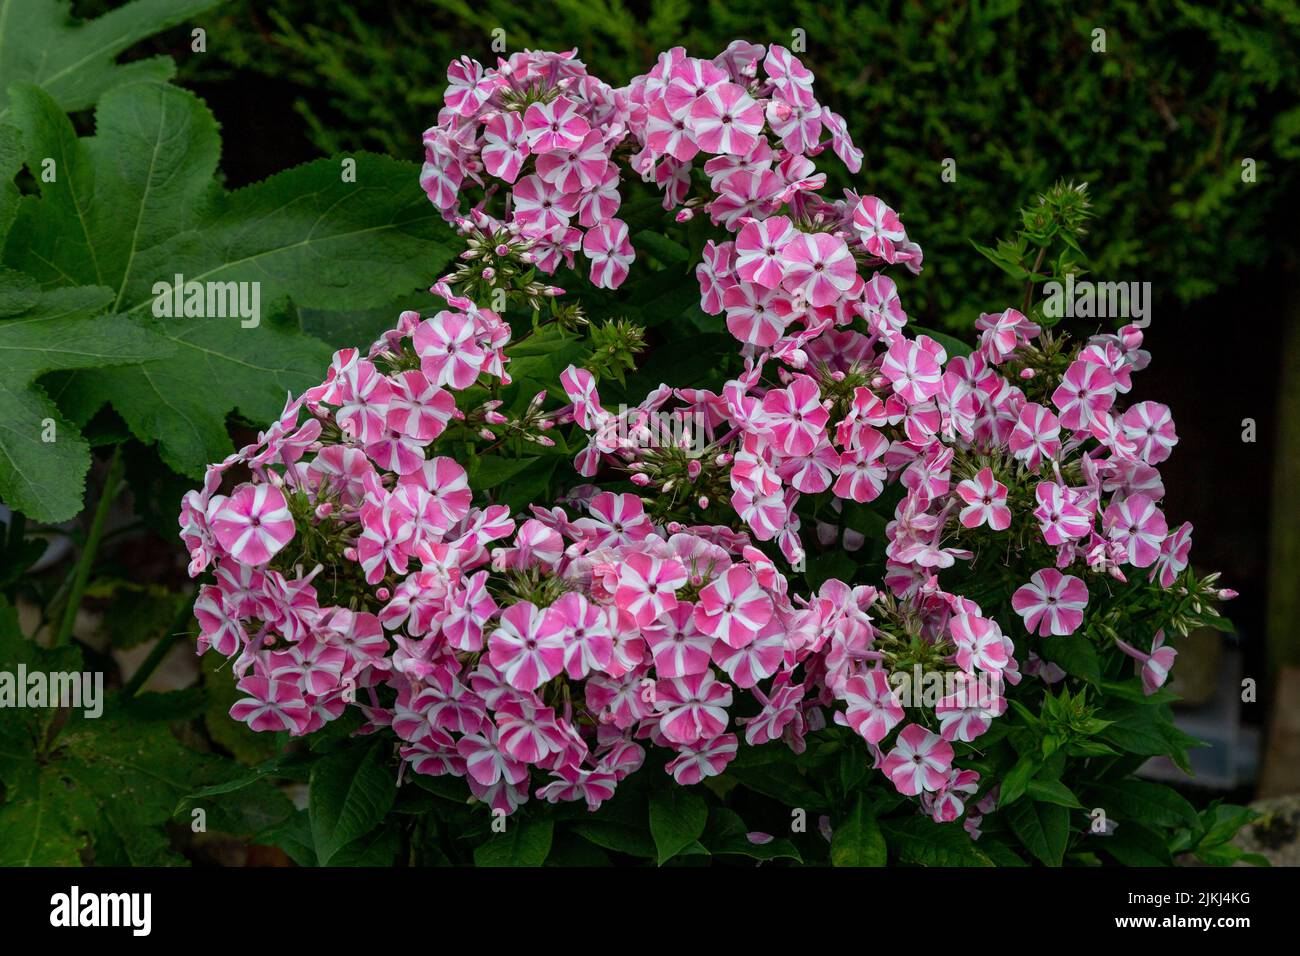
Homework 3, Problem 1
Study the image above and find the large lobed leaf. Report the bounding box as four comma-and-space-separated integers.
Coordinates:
0, 0, 221, 122
0, 285, 172, 520
0, 80, 455, 516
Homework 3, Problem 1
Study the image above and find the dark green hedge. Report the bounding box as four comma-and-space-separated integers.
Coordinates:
144, 0, 1300, 330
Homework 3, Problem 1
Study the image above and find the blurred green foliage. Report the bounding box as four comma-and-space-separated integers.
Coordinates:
138, 0, 1300, 329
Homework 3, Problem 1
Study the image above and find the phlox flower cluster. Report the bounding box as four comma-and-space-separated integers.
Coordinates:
419, 41, 896, 293
181, 41, 1236, 833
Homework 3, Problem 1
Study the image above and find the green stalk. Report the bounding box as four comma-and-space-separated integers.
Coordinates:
54, 445, 125, 646
120, 593, 195, 698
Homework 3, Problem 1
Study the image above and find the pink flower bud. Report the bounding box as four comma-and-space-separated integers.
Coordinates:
344, 547, 357, 561
485, 411, 508, 425
315, 503, 334, 519
495, 244, 511, 256
687, 460, 702, 480
675, 208, 695, 223
376, 587, 391, 601
1019, 367, 1036, 380
630, 473, 651, 487
697, 496, 709, 509
1218, 588, 1239, 600
479, 428, 495, 440
481, 267, 496, 280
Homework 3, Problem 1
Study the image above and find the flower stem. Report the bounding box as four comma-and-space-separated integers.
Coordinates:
120, 593, 195, 698
54, 445, 125, 647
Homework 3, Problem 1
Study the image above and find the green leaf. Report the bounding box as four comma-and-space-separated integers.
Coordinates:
1102, 820, 1173, 866
648, 788, 708, 865
701, 807, 802, 863
911, 324, 973, 358
1037, 633, 1102, 684
571, 819, 657, 858
308, 739, 396, 866
1004, 800, 1070, 866
1026, 779, 1084, 809
880, 817, 994, 867
473, 817, 554, 867
998, 754, 1038, 808
830, 796, 887, 866
0, 284, 172, 520
1088, 780, 1199, 829
0, 124, 22, 246
4, 81, 453, 482
1097, 702, 1176, 756
0, 0, 220, 121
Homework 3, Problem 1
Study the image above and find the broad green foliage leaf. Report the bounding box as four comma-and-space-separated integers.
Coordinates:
880, 817, 994, 867
0, 124, 20, 244
1037, 633, 1102, 684
474, 818, 554, 867
0, 285, 172, 520
0, 613, 274, 865
1004, 799, 1070, 867
702, 807, 801, 863
308, 738, 396, 866
1086, 780, 1198, 830
1, 80, 453, 490
830, 796, 887, 866
5, 82, 220, 296
0, 0, 219, 121
648, 788, 708, 864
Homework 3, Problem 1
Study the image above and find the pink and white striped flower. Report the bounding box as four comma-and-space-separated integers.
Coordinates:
836, 669, 904, 745
413, 311, 487, 390
615, 552, 688, 626
1052, 359, 1116, 431
1122, 401, 1178, 465
695, 566, 774, 649
656, 671, 733, 745
852, 196, 907, 262
956, 467, 1011, 531
481, 111, 529, 182
582, 218, 635, 289
1114, 629, 1177, 696
488, 601, 567, 691
522, 96, 590, 153
1033, 481, 1094, 545
882, 724, 953, 796
1103, 493, 1168, 568
780, 231, 858, 308
1009, 403, 1061, 469
209, 483, 295, 566
882, 338, 943, 405
734, 215, 795, 289
689, 82, 764, 155
950, 613, 1010, 674
229, 676, 309, 734
1011, 568, 1089, 636
666, 734, 738, 785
